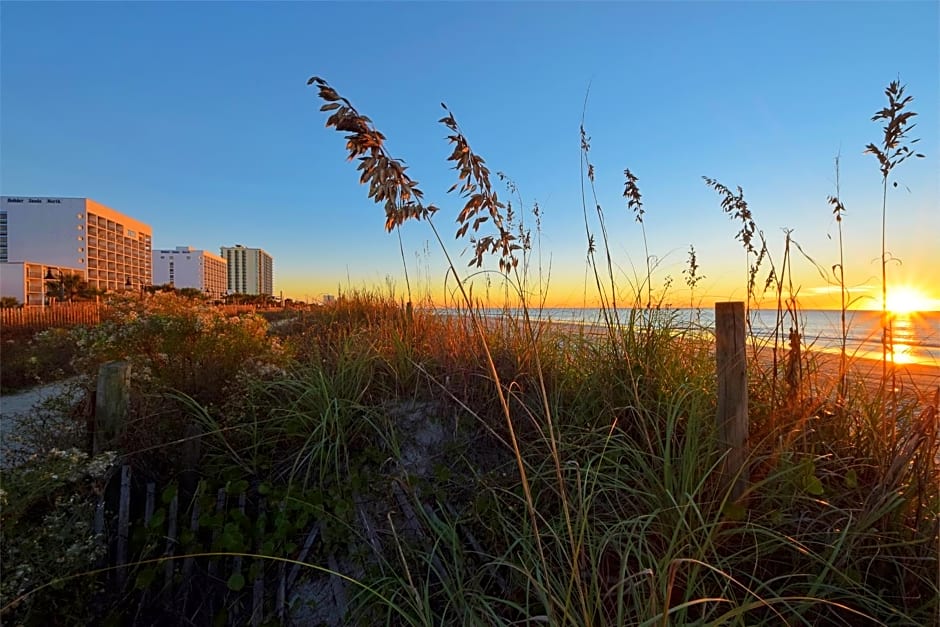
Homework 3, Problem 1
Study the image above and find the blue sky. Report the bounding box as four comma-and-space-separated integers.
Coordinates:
2, 1, 937, 308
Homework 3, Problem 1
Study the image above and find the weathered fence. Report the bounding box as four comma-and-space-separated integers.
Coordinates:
0, 302, 103, 332
0, 302, 276, 333
87, 360, 330, 625
94, 466, 318, 626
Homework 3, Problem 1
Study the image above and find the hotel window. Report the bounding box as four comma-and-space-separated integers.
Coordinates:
77, 225, 84, 230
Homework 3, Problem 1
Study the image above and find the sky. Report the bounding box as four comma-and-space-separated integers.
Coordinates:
2, 1, 937, 309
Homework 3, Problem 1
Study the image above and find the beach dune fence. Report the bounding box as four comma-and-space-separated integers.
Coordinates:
0, 302, 102, 332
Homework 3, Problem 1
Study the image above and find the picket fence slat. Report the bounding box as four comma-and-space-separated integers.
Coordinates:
165, 494, 179, 585
117, 465, 132, 588
144, 484, 155, 525
1, 302, 273, 333
99, 463, 318, 624
251, 498, 267, 627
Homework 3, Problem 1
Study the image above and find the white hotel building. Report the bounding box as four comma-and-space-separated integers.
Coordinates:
221, 245, 274, 296
0, 196, 152, 304
152, 246, 228, 299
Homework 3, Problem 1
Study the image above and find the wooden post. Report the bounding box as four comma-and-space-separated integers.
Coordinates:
94, 361, 131, 454
715, 302, 748, 501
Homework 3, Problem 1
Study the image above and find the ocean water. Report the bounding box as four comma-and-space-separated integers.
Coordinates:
479, 308, 940, 367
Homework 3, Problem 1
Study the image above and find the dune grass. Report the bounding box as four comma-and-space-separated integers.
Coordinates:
2, 79, 937, 625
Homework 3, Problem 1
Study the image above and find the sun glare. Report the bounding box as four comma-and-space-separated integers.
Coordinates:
886, 286, 931, 315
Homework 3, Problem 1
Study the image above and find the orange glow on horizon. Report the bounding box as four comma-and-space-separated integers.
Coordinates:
277, 275, 940, 312
886, 286, 935, 315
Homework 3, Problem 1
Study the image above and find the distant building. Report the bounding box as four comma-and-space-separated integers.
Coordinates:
220, 245, 273, 296
0, 196, 153, 303
153, 246, 228, 299
0, 261, 85, 306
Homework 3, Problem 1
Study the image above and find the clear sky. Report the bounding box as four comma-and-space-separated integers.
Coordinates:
2, 1, 937, 309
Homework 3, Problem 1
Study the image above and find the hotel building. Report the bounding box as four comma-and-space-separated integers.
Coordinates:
153, 246, 228, 299
0, 261, 87, 306
220, 245, 274, 296
0, 196, 153, 304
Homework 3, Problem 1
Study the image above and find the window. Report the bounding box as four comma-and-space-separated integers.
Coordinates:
78, 247, 84, 252
78, 235, 84, 241
77, 225, 84, 231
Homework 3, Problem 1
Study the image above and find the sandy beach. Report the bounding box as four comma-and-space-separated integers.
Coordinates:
515, 316, 940, 398
795, 350, 939, 397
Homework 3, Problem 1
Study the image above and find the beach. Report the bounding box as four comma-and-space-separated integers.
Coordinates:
516, 315, 940, 398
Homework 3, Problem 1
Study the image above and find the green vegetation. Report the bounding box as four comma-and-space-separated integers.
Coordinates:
0, 80, 936, 625
45, 272, 103, 303
0, 326, 81, 393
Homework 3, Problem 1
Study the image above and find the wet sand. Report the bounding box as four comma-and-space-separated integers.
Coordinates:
785, 349, 939, 397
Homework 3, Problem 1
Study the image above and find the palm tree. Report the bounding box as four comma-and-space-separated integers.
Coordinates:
46, 272, 87, 303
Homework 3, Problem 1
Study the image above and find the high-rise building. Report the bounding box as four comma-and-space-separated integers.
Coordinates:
220, 245, 273, 296
0, 261, 86, 306
153, 246, 228, 299
0, 196, 153, 303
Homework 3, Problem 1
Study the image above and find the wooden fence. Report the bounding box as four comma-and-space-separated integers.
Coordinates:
87, 360, 333, 625
0, 302, 103, 332
95, 465, 320, 626
1, 303, 276, 332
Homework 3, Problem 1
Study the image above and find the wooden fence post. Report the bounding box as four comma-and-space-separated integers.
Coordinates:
715, 302, 748, 501
94, 360, 131, 454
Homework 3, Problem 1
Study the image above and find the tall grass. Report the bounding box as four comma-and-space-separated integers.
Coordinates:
299, 76, 937, 625
3, 80, 936, 625
864, 79, 925, 442
827, 154, 849, 401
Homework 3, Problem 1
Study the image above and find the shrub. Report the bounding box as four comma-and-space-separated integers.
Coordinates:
69, 293, 287, 410
0, 449, 117, 625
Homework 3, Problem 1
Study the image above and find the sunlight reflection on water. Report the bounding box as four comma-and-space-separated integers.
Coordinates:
485, 307, 940, 368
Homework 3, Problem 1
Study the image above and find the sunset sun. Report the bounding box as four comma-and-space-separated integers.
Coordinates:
886, 286, 932, 315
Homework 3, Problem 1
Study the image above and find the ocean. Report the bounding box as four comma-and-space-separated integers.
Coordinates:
477, 308, 940, 367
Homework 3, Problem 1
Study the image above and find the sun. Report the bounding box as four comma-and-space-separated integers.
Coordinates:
886, 286, 932, 315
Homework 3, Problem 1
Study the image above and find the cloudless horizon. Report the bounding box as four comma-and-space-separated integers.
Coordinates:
2, 2, 938, 309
